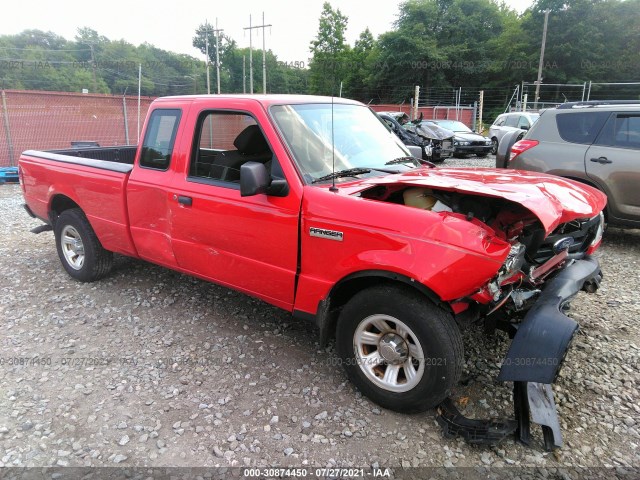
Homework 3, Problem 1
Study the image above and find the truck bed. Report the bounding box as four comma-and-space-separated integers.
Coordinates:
19, 147, 138, 257
24, 146, 138, 173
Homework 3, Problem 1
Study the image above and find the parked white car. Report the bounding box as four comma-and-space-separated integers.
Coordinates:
489, 112, 539, 154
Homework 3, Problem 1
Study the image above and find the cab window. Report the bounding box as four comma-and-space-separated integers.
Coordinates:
188, 111, 276, 186
140, 109, 181, 170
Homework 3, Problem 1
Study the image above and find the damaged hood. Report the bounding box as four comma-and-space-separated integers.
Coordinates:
355, 167, 607, 235
407, 122, 455, 141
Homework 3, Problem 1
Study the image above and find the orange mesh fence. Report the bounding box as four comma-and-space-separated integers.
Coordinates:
0, 90, 154, 167
370, 104, 474, 126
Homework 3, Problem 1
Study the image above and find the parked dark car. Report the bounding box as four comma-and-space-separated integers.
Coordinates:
426, 119, 492, 158
503, 101, 640, 228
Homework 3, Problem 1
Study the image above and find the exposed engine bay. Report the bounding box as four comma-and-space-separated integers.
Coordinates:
360, 184, 604, 320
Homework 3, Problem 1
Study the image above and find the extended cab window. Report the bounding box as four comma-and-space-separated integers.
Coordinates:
140, 109, 181, 170
556, 111, 609, 144
189, 111, 274, 185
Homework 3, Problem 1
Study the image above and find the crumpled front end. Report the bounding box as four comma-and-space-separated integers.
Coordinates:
440, 212, 605, 450
354, 174, 607, 449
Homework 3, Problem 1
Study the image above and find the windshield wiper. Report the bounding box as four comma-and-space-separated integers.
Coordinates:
386, 156, 435, 168
385, 156, 420, 166
312, 167, 399, 184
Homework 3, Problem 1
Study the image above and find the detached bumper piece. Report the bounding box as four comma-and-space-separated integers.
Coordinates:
436, 256, 602, 450
436, 398, 517, 445
514, 381, 563, 451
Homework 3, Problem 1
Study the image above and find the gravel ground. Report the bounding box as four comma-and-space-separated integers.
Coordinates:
0, 158, 639, 476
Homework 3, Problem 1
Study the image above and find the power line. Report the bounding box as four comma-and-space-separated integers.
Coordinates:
211, 20, 224, 94
244, 12, 272, 94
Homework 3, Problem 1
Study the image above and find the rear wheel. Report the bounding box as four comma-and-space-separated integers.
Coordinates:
336, 285, 463, 413
54, 208, 113, 282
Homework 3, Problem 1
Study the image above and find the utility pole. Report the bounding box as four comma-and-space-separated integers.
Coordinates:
478, 90, 484, 133
211, 19, 224, 94
89, 44, 98, 92
243, 55, 246, 94
205, 20, 211, 94
137, 64, 141, 144
534, 9, 550, 110
244, 13, 271, 94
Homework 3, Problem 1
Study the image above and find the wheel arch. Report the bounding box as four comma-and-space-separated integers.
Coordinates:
49, 194, 82, 225
309, 270, 448, 346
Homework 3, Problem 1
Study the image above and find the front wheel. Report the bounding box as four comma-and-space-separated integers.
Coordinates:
54, 208, 113, 282
491, 138, 498, 155
336, 285, 463, 413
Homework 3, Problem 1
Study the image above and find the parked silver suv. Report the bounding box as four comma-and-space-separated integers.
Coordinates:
505, 101, 640, 228
489, 112, 539, 154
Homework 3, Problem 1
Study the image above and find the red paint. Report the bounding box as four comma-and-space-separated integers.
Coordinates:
19, 95, 607, 319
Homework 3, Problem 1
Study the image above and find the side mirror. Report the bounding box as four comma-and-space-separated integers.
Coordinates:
521, 125, 529, 131
406, 145, 423, 158
240, 161, 289, 197
240, 162, 270, 197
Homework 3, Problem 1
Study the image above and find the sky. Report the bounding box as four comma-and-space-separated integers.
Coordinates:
4, 0, 535, 64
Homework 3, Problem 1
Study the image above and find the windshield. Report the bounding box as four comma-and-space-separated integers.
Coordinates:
429, 120, 471, 133
271, 103, 416, 184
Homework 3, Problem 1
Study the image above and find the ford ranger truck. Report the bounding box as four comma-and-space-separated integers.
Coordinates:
19, 95, 606, 450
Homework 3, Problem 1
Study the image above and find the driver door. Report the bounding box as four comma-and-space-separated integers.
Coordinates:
169, 108, 301, 310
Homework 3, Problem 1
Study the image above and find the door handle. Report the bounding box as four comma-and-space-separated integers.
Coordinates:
175, 195, 192, 206
590, 156, 612, 164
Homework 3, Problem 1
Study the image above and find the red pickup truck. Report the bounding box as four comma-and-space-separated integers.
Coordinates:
19, 95, 606, 449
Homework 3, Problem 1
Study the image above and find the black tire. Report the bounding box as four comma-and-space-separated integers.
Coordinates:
54, 208, 113, 282
336, 284, 463, 413
476, 154, 488, 158
490, 138, 498, 155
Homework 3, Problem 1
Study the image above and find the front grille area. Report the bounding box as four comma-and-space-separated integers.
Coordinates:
533, 216, 601, 263
470, 141, 488, 146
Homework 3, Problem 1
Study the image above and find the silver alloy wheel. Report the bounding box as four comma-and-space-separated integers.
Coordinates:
353, 314, 425, 393
60, 225, 85, 270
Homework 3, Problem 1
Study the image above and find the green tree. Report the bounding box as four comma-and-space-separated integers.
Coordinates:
308, 2, 351, 95
342, 28, 377, 101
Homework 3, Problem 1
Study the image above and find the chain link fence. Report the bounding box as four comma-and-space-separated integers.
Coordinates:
0, 90, 154, 167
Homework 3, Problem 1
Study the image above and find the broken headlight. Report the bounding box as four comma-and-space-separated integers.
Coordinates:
498, 243, 526, 283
